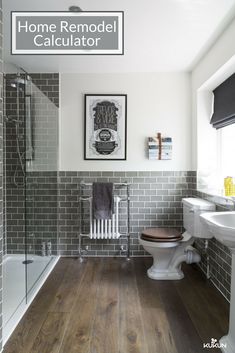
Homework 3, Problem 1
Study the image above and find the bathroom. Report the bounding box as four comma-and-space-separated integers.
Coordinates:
0, 0, 235, 352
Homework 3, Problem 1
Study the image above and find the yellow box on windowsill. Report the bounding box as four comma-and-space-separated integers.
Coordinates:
224, 177, 235, 196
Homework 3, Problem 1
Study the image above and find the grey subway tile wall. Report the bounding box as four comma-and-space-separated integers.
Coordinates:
26, 172, 58, 256
30, 73, 59, 108
4, 74, 25, 254
28, 75, 58, 172
58, 171, 194, 257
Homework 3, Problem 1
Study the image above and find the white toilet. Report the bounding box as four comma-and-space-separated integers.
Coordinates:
139, 198, 215, 280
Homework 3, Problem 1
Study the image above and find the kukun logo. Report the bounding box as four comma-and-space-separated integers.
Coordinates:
203, 338, 227, 349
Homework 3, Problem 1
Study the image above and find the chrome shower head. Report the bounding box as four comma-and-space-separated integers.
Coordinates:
69, 5, 82, 11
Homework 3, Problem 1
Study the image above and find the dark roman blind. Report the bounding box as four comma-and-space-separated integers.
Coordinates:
210, 73, 235, 129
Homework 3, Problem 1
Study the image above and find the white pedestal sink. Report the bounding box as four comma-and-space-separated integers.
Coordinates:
200, 212, 235, 353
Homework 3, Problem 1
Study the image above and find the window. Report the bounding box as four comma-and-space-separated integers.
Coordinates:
197, 68, 235, 197
219, 123, 235, 179
197, 90, 235, 196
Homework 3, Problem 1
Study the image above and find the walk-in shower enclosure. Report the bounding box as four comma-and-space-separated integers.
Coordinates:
2, 67, 59, 343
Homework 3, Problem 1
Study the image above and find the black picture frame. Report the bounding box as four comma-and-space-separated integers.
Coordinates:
84, 94, 127, 160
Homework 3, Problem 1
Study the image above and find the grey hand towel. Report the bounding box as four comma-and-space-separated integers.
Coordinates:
92, 182, 113, 220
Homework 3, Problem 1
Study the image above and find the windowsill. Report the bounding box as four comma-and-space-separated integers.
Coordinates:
197, 188, 235, 208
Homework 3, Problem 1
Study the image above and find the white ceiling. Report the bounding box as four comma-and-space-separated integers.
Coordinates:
3, 0, 235, 73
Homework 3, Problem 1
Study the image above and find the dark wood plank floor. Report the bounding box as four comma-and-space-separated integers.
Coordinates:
3, 258, 229, 353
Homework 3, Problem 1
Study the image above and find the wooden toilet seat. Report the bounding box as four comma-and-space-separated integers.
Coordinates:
141, 228, 183, 242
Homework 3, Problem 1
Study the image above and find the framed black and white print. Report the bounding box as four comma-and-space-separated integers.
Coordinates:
84, 94, 127, 160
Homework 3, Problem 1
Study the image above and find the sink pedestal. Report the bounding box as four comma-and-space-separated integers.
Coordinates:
220, 251, 235, 353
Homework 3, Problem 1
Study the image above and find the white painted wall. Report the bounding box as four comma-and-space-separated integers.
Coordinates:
192, 17, 235, 170
60, 72, 191, 171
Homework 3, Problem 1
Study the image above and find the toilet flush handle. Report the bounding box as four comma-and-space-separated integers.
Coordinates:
189, 208, 195, 213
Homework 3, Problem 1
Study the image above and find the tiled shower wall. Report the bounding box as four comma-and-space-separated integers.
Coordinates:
26, 172, 58, 255
58, 171, 195, 256
29, 73, 59, 108
4, 73, 59, 255
4, 74, 25, 255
